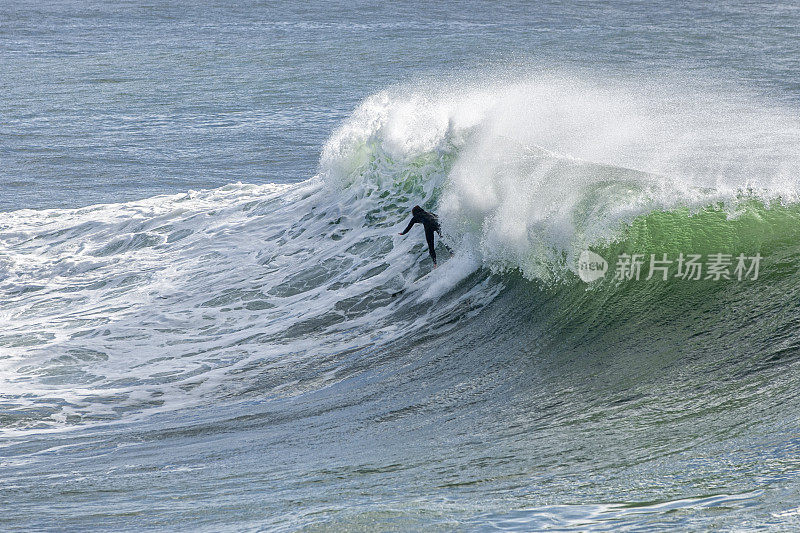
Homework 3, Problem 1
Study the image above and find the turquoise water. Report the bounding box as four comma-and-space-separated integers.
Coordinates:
3, 1, 800, 531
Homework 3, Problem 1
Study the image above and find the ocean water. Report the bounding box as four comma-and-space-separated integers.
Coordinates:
3, 0, 800, 530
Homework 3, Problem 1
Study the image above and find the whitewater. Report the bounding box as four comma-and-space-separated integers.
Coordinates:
3, 71, 800, 529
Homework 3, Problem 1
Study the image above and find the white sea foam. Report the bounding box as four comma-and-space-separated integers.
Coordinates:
3, 71, 799, 433
321, 71, 800, 279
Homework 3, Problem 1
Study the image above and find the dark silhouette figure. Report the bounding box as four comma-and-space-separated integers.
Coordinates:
398, 205, 442, 267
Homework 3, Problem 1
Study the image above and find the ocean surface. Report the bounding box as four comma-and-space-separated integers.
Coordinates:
3, 0, 800, 530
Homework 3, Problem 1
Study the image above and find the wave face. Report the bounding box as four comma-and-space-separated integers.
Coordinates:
4, 75, 800, 530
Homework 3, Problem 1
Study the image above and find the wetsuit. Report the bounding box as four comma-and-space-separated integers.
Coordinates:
399, 205, 442, 265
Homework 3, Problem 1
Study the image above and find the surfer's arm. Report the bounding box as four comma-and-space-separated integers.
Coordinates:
398, 216, 418, 235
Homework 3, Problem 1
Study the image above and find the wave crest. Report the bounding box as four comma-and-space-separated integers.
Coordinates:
320, 73, 800, 281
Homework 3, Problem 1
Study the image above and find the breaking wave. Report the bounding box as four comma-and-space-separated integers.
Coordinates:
2, 73, 800, 441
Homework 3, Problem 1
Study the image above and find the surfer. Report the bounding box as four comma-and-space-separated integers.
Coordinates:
398, 205, 442, 267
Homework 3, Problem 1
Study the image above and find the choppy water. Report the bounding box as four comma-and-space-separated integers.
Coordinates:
3, 1, 800, 531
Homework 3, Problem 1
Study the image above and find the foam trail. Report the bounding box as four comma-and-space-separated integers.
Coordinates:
416, 243, 481, 302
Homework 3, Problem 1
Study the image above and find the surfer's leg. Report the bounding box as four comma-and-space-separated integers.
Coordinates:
435, 229, 452, 254
425, 227, 437, 265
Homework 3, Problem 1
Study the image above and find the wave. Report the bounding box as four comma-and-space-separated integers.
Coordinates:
2, 73, 800, 434
321, 73, 800, 280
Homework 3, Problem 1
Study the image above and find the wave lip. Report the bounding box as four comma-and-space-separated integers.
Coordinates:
319, 73, 800, 282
